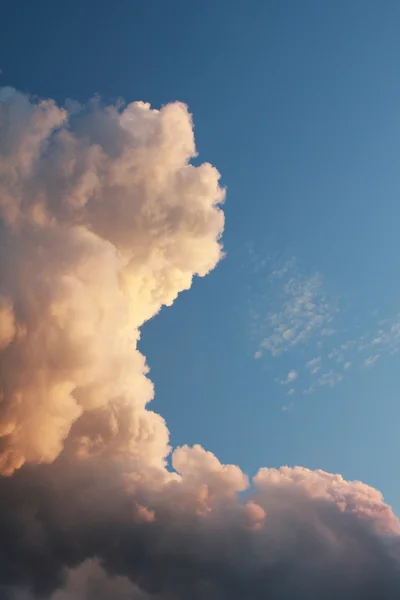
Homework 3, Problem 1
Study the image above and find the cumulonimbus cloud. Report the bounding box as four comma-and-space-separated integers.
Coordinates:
0, 88, 400, 600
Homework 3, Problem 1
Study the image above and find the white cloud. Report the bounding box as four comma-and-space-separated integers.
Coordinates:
357, 314, 400, 358
321, 328, 335, 336
341, 341, 355, 351
302, 385, 315, 395
316, 370, 343, 388
270, 257, 296, 279
250, 254, 400, 399
364, 354, 380, 368
281, 370, 298, 385
328, 348, 345, 363
306, 356, 321, 375
301, 369, 343, 394
256, 268, 336, 357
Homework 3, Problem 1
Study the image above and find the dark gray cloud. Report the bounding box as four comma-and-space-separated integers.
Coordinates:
0, 451, 399, 600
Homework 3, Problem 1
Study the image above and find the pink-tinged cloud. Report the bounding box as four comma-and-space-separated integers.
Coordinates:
0, 88, 399, 600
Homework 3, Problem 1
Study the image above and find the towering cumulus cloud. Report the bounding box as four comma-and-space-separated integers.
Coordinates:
0, 88, 399, 599
0, 87, 224, 474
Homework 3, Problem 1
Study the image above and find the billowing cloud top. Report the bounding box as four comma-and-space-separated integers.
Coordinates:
0, 88, 399, 600
0, 87, 224, 474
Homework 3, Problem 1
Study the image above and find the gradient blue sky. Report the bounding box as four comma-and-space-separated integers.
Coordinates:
2, 0, 400, 510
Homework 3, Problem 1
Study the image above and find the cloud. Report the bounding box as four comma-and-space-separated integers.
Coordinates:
1, 454, 400, 599
316, 370, 343, 388
250, 254, 400, 397
0, 87, 224, 474
306, 356, 321, 374
270, 256, 296, 278
251, 261, 337, 359
328, 349, 345, 363
358, 315, 400, 358
249, 259, 347, 395
1, 88, 400, 600
364, 354, 380, 368
321, 327, 335, 336
51, 560, 153, 600
281, 369, 297, 385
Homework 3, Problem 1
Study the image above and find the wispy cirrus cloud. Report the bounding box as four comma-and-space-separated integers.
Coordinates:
248, 251, 400, 406
252, 262, 337, 359
316, 369, 343, 388
357, 314, 400, 357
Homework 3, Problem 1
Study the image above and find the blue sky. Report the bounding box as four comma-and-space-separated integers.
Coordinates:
3, 0, 400, 510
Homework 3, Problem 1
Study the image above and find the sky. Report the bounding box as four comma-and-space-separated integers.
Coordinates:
2, 0, 400, 505
1, 3, 400, 597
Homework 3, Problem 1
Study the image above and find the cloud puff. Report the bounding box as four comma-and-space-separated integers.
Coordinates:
281, 369, 297, 385
364, 354, 380, 368
1, 88, 400, 600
